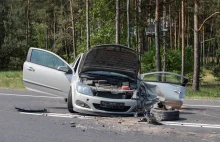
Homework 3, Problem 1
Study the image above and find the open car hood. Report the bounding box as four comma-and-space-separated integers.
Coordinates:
78, 44, 139, 80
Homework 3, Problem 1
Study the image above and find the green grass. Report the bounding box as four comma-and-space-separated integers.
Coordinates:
0, 71, 24, 89
186, 69, 220, 99
186, 85, 220, 99
202, 69, 220, 85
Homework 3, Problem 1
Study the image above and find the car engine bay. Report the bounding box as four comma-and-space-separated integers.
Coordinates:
82, 78, 136, 99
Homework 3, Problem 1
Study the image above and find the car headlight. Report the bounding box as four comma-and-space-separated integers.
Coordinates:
76, 82, 93, 96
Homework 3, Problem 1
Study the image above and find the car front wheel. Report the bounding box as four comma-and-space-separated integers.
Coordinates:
67, 88, 75, 113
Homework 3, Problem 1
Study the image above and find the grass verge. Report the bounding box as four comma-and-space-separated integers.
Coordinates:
0, 71, 24, 89
186, 85, 220, 99
185, 69, 220, 99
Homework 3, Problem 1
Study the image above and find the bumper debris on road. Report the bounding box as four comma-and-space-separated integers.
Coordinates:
15, 106, 47, 113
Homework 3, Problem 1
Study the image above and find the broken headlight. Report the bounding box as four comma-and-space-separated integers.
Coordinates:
76, 82, 93, 96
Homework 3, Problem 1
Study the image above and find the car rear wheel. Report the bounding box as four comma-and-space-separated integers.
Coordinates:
67, 88, 75, 113
151, 108, 179, 121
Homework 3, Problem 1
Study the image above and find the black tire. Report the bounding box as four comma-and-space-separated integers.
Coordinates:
151, 108, 179, 121
67, 88, 75, 113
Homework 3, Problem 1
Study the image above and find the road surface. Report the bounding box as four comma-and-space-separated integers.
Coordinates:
0, 89, 220, 142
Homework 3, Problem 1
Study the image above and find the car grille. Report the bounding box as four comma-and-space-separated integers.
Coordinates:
95, 92, 132, 99
93, 103, 130, 112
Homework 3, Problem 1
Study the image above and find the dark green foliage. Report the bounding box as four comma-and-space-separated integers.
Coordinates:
0, 0, 27, 70
212, 64, 220, 81
141, 48, 156, 73
141, 47, 194, 77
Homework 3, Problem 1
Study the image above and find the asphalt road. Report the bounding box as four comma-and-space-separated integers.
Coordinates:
0, 89, 220, 142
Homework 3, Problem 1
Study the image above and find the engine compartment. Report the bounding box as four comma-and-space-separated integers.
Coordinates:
82, 78, 137, 99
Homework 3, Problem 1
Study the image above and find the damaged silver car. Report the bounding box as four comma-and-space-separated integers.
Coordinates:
23, 44, 188, 119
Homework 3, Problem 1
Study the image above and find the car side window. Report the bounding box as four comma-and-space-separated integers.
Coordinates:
30, 49, 67, 70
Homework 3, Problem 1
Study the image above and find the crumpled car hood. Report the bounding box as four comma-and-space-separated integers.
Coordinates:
78, 44, 139, 80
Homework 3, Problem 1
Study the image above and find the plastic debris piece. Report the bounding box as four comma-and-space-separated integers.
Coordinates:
15, 106, 47, 113
139, 110, 163, 125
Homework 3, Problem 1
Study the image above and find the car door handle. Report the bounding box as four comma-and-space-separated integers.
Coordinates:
27, 67, 35, 72
174, 90, 181, 94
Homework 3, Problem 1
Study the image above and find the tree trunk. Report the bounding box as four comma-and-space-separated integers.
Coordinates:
137, 0, 142, 73
162, 0, 166, 72
45, 11, 48, 49
26, 0, 30, 45
174, 18, 177, 50
53, 11, 56, 48
135, 0, 138, 51
65, 39, 68, 62
61, 0, 67, 61
127, 0, 130, 48
187, 13, 190, 47
70, 0, 76, 58
169, 5, 172, 50
138, 0, 142, 53
178, 11, 181, 49
203, 27, 205, 66
181, 0, 185, 77
86, 0, 90, 50
116, 0, 120, 44
192, 0, 200, 91
207, 42, 210, 64
200, 29, 203, 66
155, 0, 161, 72
210, 23, 214, 65
149, 0, 152, 50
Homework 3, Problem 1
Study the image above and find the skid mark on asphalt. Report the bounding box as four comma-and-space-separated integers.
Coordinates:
20, 112, 94, 119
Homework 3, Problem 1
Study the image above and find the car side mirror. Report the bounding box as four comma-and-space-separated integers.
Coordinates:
57, 66, 69, 73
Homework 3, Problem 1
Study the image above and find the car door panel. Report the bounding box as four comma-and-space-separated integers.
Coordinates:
23, 48, 72, 97
140, 72, 188, 107
145, 82, 185, 101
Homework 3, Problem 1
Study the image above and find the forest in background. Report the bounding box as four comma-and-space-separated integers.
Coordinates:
0, 0, 220, 91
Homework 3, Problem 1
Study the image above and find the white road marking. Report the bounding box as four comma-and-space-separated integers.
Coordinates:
163, 122, 220, 129
0, 93, 63, 99
19, 112, 220, 129
183, 104, 220, 108
20, 112, 93, 119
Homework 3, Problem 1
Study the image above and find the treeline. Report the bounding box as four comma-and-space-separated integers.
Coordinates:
0, 0, 220, 91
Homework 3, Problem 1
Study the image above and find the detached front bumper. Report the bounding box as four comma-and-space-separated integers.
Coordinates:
73, 91, 138, 115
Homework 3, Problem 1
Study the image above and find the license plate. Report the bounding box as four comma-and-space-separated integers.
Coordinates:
100, 101, 125, 109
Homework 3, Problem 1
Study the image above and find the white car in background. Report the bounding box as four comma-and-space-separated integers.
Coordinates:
23, 44, 188, 119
